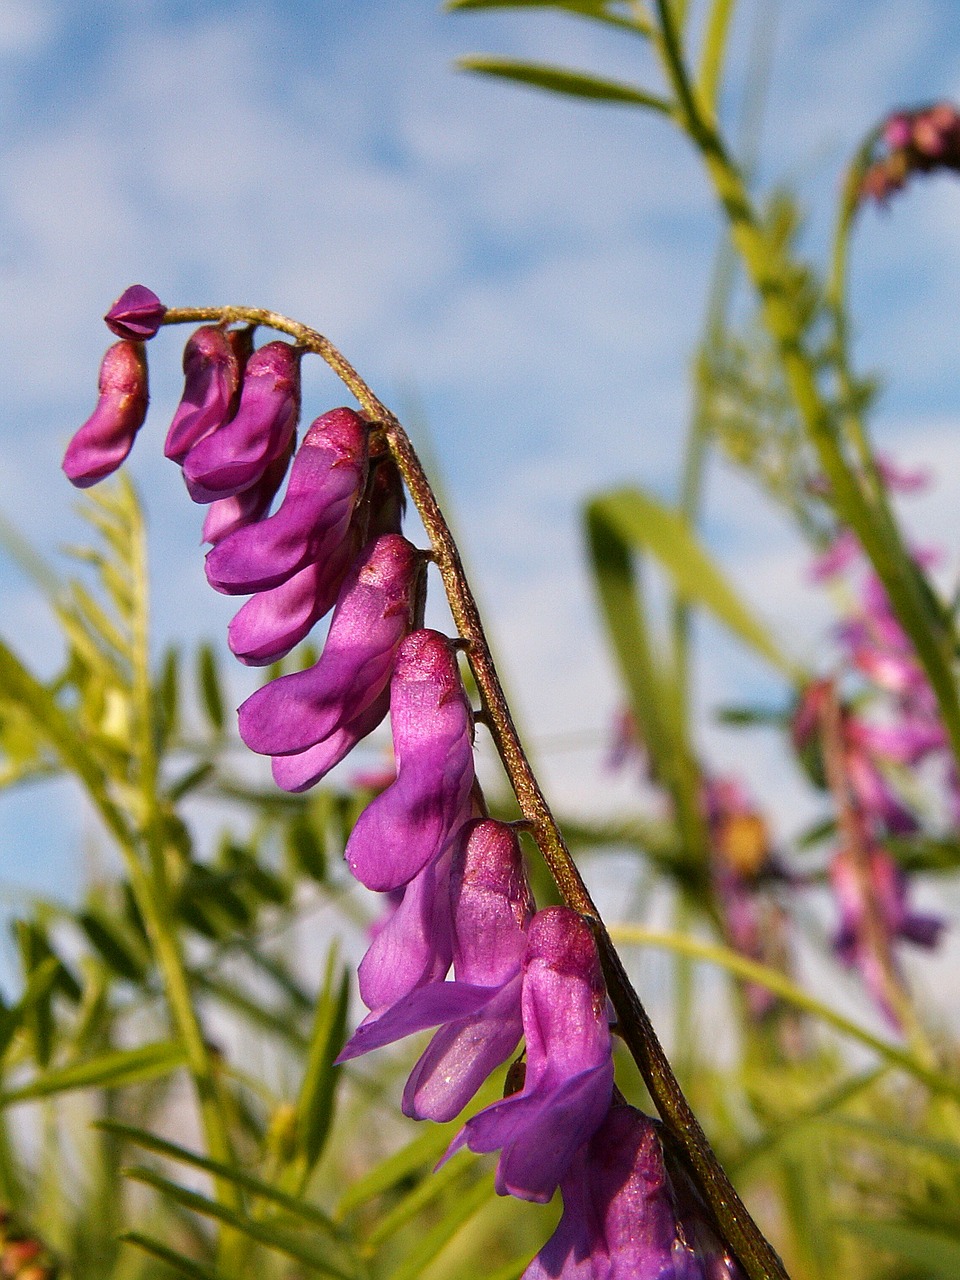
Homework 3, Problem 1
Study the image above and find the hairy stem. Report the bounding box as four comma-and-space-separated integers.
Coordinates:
161, 303, 789, 1280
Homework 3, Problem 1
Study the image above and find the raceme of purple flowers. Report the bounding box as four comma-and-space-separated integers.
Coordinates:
62, 286, 741, 1278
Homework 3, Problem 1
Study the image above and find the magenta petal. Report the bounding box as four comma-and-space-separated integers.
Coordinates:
345, 630, 475, 892
270, 689, 390, 792
357, 846, 454, 1013
238, 535, 421, 752
445, 908, 613, 1203
201, 439, 294, 546
451, 820, 534, 987
182, 341, 301, 501
403, 976, 524, 1123
63, 341, 148, 487
165, 327, 243, 464
204, 407, 368, 593
104, 285, 166, 341
336, 979, 497, 1063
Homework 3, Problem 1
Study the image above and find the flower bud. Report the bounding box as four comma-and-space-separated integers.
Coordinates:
104, 284, 166, 341
62, 341, 148, 488
345, 629, 475, 892
204, 406, 369, 594
182, 340, 301, 501
165, 326, 245, 464
201, 438, 294, 546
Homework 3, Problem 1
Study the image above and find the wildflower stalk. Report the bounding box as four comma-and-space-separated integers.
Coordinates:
816, 682, 928, 1055
647, 0, 960, 773
159, 304, 789, 1280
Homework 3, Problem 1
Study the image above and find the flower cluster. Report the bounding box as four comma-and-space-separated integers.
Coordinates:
859, 101, 960, 205
61, 287, 743, 1277
799, 500, 947, 1023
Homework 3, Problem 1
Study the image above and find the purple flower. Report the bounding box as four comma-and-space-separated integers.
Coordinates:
63, 341, 148, 488
182, 341, 301, 501
338, 819, 533, 1123
238, 534, 423, 755
357, 844, 456, 1014
165, 327, 247, 465
831, 844, 945, 1024
271, 689, 390, 793
445, 906, 613, 1204
201, 439, 295, 547
524, 1103, 744, 1280
104, 285, 166, 341
345, 629, 475, 892
204, 406, 369, 594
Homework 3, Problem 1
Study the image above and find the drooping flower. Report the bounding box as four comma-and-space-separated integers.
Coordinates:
860, 101, 960, 205
201, 438, 295, 547
338, 819, 533, 1123
238, 534, 423, 756
204, 406, 369, 593
165, 326, 250, 464
445, 906, 613, 1204
345, 628, 475, 892
104, 284, 166, 342
271, 688, 391, 793
523, 1102, 745, 1280
182, 340, 301, 501
62, 341, 149, 488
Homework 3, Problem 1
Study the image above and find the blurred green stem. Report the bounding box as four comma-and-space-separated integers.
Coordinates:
650, 0, 960, 770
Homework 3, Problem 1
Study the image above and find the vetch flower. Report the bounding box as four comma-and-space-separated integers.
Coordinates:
201, 439, 295, 547
345, 628, 475, 892
524, 1102, 745, 1280
238, 534, 423, 755
445, 906, 614, 1204
182, 340, 301, 501
204, 406, 369, 593
104, 284, 166, 341
63, 341, 148, 488
338, 819, 533, 1123
165, 326, 249, 464
270, 687, 390, 792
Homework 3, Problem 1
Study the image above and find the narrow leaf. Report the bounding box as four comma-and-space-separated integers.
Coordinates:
197, 643, 225, 733
126, 1165, 353, 1278
457, 56, 672, 111
1, 1040, 185, 1105
837, 1219, 960, 1279
447, 0, 651, 35
388, 1174, 495, 1280
120, 1233, 224, 1280
98, 1120, 341, 1236
293, 951, 350, 1175
590, 488, 800, 678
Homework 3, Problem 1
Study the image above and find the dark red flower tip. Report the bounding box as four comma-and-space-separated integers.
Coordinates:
104, 285, 167, 341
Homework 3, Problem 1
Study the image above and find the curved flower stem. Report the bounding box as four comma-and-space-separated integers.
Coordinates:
161, 304, 789, 1280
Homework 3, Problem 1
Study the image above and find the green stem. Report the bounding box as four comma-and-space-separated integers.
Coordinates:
649, 0, 960, 772
160, 303, 788, 1280
126, 481, 242, 1264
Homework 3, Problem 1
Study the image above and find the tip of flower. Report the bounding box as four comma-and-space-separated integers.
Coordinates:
104, 285, 167, 341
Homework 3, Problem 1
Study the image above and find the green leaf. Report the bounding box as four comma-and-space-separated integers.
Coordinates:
292, 950, 350, 1178
125, 1165, 353, 1278
0, 959, 59, 1064
197, 642, 225, 733
98, 1120, 342, 1237
0, 1039, 185, 1105
447, 0, 652, 35
837, 1219, 960, 1279
388, 1174, 495, 1280
120, 1233, 224, 1280
456, 56, 672, 111
588, 488, 800, 679
78, 909, 148, 983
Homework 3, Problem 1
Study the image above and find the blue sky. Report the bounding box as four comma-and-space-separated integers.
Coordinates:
3, 0, 960, 984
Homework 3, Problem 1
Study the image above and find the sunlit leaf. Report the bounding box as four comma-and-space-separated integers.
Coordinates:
837, 1218, 960, 1279
456, 56, 672, 111
1, 1040, 185, 1105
